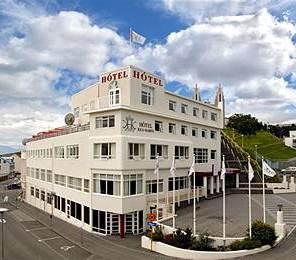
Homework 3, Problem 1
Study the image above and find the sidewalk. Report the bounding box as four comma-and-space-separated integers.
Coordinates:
11, 200, 171, 260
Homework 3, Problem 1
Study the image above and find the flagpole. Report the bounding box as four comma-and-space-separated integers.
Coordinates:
262, 156, 266, 223
156, 154, 159, 221
193, 155, 196, 236
248, 156, 252, 239
222, 155, 226, 245
173, 168, 176, 229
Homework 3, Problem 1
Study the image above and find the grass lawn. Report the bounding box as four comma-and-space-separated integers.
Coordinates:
224, 129, 296, 161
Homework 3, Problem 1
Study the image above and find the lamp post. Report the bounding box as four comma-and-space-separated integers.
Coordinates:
255, 145, 258, 162
0, 208, 8, 260
241, 134, 244, 148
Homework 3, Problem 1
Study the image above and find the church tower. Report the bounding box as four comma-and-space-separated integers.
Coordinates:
214, 84, 225, 128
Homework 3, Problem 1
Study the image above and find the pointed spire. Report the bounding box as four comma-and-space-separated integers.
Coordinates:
193, 83, 201, 101
214, 83, 225, 128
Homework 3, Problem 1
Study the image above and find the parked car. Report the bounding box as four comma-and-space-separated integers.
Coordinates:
7, 182, 20, 190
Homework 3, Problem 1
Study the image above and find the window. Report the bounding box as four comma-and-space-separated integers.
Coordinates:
41, 169, 46, 181
30, 187, 34, 196
174, 146, 189, 159
41, 191, 45, 201
202, 110, 208, 119
123, 174, 143, 196
168, 123, 176, 134
35, 169, 40, 179
210, 130, 217, 139
109, 81, 120, 105
68, 176, 82, 191
150, 144, 168, 159
211, 112, 217, 121
47, 193, 52, 204
155, 121, 163, 132
55, 174, 66, 186
94, 143, 116, 159
35, 188, 40, 199
30, 168, 34, 178
61, 198, 66, 213
54, 195, 60, 210
181, 125, 188, 136
95, 115, 115, 128
181, 104, 188, 114
201, 129, 207, 138
93, 174, 121, 196
46, 170, 52, 183
146, 179, 164, 194
169, 100, 176, 111
141, 85, 154, 105
194, 148, 208, 163
192, 127, 198, 137
76, 203, 82, 220
193, 107, 199, 117
168, 176, 188, 191
84, 206, 90, 224
84, 179, 90, 192
66, 145, 79, 159
128, 143, 145, 159
211, 150, 216, 160
54, 146, 64, 158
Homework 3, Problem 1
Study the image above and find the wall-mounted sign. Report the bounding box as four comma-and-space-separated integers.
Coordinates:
101, 70, 129, 83
122, 116, 154, 133
132, 70, 163, 87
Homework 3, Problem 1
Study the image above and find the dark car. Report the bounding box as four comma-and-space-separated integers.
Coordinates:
7, 182, 20, 190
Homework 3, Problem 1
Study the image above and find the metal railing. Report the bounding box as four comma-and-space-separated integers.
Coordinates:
24, 123, 90, 144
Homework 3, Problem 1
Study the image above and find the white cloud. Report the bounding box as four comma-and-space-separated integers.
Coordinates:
161, 0, 296, 22
123, 9, 296, 124
0, 2, 130, 147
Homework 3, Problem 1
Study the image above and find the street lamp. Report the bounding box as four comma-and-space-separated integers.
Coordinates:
255, 145, 258, 161
241, 134, 244, 148
0, 208, 8, 260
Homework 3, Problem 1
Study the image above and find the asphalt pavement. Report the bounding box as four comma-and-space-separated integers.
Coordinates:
1, 182, 296, 260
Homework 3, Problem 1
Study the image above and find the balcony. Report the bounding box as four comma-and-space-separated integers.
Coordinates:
90, 95, 121, 111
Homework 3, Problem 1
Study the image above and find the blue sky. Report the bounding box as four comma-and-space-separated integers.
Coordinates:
0, 0, 296, 147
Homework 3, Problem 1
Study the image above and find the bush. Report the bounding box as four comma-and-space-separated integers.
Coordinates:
191, 232, 214, 251
174, 227, 193, 249
250, 220, 277, 246
230, 238, 261, 251
151, 226, 164, 241
163, 233, 175, 245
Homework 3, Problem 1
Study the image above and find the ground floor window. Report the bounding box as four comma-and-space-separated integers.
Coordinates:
146, 179, 164, 194
30, 187, 34, 196
168, 176, 189, 191
84, 206, 90, 224
41, 191, 45, 201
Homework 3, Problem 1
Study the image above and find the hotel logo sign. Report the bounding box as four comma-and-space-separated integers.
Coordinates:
122, 116, 154, 133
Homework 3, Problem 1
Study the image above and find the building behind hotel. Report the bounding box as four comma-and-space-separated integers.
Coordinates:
24, 65, 228, 237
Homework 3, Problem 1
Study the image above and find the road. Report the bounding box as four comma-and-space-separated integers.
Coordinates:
1, 184, 296, 259
0, 204, 64, 260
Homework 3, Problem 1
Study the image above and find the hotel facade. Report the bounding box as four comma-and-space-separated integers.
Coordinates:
24, 65, 229, 237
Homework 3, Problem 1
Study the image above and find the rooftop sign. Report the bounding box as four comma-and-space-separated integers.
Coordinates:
101, 67, 163, 87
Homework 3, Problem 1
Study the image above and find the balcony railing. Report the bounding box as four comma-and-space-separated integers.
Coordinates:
89, 95, 121, 111
24, 123, 90, 144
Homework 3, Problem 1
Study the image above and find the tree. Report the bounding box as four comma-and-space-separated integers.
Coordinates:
227, 114, 263, 135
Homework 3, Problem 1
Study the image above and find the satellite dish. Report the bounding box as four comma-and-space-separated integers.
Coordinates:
65, 113, 75, 126
22, 138, 29, 146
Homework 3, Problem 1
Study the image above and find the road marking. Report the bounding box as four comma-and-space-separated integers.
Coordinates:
0, 219, 6, 223
38, 236, 61, 242
60, 245, 75, 251
26, 227, 47, 232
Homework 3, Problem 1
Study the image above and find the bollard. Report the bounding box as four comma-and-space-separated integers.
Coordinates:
282, 175, 288, 189
274, 204, 286, 239
290, 176, 296, 192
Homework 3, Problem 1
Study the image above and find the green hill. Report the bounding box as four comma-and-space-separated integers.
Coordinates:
223, 129, 296, 161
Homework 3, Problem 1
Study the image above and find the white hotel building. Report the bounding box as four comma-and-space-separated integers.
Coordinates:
24, 65, 229, 237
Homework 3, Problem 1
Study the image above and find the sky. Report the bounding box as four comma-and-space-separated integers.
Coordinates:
0, 0, 296, 148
